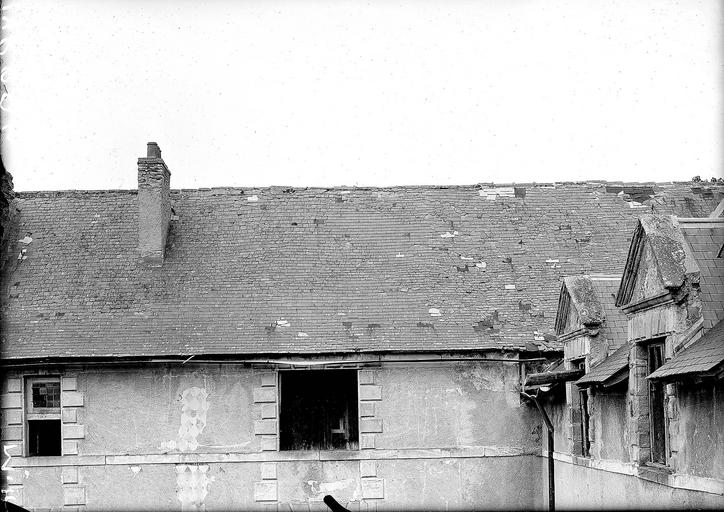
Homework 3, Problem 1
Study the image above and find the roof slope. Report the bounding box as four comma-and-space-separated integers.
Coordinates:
1, 182, 721, 360
679, 219, 724, 330
576, 343, 630, 387
589, 277, 628, 350
648, 319, 724, 380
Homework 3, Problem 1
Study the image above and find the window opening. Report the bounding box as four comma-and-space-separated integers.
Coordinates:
647, 342, 667, 464
25, 377, 62, 456
579, 389, 590, 457
28, 420, 61, 456
279, 370, 359, 450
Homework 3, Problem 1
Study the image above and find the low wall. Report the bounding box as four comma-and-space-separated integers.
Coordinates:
546, 455, 724, 510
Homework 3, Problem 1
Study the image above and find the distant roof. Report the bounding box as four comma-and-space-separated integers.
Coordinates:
678, 218, 724, 330
576, 343, 630, 387
648, 319, 724, 381
1, 182, 722, 360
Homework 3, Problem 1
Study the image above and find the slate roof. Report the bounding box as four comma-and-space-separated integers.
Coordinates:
648, 319, 724, 380
589, 276, 628, 350
576, 343, 630, 387
679, 219, 724, 330
1, 182, 721, 360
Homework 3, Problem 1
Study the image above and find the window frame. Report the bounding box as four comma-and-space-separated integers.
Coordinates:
24, 376, 62, 457
646, 341, 668, 465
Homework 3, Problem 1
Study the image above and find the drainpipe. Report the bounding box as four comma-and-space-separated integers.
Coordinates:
521, 391, 555, 512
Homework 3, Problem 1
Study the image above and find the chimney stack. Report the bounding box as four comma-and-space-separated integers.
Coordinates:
138, 142, 171, 266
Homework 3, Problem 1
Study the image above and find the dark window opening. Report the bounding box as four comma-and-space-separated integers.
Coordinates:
647, 342, 667, 464
280, 370, 358, 450
579, 389, 591, 457
27, 420, 61, 456
32, 381, 61, 409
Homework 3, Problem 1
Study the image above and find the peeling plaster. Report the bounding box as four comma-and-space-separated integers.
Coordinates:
306, 479, 360, 501
176, 464, 214, 511
162, 387, 210, 452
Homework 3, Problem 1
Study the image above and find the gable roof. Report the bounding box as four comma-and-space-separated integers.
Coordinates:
615, 215, 701, 307
576, 343, 630, 388
1, 182, 721, 360
648, 319, 724, 381
555, 275, 605, 334
554, 274, 626, 343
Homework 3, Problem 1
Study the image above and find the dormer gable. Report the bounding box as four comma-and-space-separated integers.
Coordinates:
615, 215, 699, 310
555, 275, 605, 337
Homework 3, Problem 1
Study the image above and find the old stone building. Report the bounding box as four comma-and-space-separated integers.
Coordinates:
1, 143, 722, 510
536, 209, 724, 508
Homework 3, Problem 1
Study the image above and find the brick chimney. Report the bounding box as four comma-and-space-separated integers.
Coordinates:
138, 142, 171, 266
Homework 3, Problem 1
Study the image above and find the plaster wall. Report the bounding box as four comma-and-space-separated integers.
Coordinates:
551, 458, 724, 510
675, 380, 724, 480
1, 360, 547, 511
589, 387, 629, 463
374, 362, 539, 450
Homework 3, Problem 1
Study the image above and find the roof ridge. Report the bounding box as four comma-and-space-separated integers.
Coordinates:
14, 180, 719, 196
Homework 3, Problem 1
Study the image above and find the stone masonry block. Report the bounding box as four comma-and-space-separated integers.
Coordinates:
3, 444, 21, 457
260, 373, 277, 387
6, 379, 21, 393
62, 408, 78, 423
359, 402, 375, 418
360, 434, 376, 450
61, 377, 78, 391
260, 436, 277, 451
359, 385, 382, 401
260, 462, 277, 480
62, 466, 78, 484
358, 371, 375, 385
3, 409, 22, 426
62, 391, 84, 407
0, 394, 22, 409
360, 419, 383, 433
4, 487, 22, 507
254, 420, 277, 436
361, 478, 384, 499
63, 440, 79, 455
63, 424, 85, 440
63, 487, 86, 506
254, 481, 278, 502
1, 426, 22, 441
360, 460, 376, 478
261, 404, 277, 419
253, 388, 277, 403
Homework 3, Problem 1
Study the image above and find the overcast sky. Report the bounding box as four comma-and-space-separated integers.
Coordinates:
2, 0, 722, 191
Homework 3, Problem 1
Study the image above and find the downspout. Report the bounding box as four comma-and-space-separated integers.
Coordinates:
521, 391, 555, 512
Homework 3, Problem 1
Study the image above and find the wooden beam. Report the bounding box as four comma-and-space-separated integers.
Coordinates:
526, 369, 584, 386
